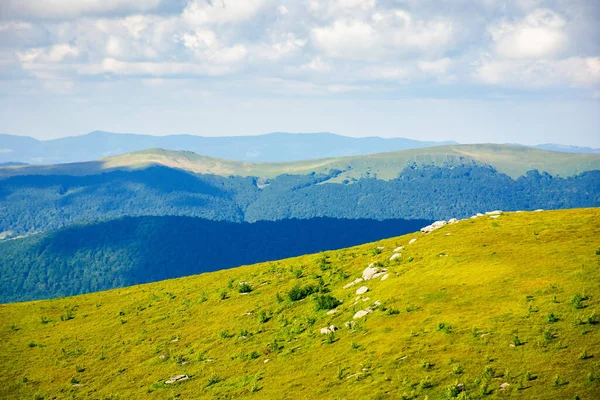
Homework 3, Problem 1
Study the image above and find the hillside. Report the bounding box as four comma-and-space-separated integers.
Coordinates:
0, 216, 430, 303
1, 163, 599, 239
0, 131, 456, 165
1, 208, 599, 399
2, 144, 600, 180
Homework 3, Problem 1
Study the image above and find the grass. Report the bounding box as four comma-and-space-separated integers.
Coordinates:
0, 208, 599, 399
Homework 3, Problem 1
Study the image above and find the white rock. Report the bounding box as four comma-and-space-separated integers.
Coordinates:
362, 265, 382, 280
470, 215, 478, 219
477, 213, 484, 217
390, 253, 401, 261
499, 382, 510, 391
380, 273, 389, 281
393, 246, 404, 252
371, 272, 386, 279
534, 209, 544, 212
326, 309, 339, 315
448, 218, 458, 224
264, 359, 269, 363
320, 325, 338, 334
353, 310, 371, 319
165, 375, 189, 384
432, 220, 447, 228
490, 215, 500, 219
409, 238, 417, 244
376, 246, 385, 250
356, 286, 369, 295
486, 210, 502, 215
420, 225, 434, 233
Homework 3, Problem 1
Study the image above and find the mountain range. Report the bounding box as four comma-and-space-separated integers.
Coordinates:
1, 144, 599, 239
2, 131, 599, 165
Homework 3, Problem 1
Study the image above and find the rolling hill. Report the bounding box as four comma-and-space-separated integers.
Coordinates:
1, 145, 599, 238
0, 131, 457, 165
3, 144, 600, 180
0, 216, 431, 303
1, 208, 599, 399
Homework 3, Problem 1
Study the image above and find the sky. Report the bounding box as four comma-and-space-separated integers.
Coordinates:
0, 0, 599, 146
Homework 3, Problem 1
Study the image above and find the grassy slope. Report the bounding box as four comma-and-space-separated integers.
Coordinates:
2, 144, 600, 180
1, 208, 599, 399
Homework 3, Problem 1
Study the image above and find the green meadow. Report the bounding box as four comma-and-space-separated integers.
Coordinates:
1, 208, 599, 399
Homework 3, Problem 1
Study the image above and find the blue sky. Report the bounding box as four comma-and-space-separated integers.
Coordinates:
0, 0, 599, 146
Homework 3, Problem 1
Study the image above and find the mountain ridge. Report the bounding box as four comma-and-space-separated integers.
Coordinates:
2, 143, 600, 180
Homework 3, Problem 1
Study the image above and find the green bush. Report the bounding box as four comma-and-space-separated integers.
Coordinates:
287, 284, 318, 301
238, 283, 253, 293
315, 295, 342, 311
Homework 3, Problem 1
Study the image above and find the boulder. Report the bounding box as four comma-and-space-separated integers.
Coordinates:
390, 253, 401, 261
393, 246, 404, 252
376, 246, 385, 250
165, 375, 189, 384
356, 286, 369, 295
380, 273, 389, 281
353, 310, 370, 319
448, 218, 458, 224
320, 325, 338, 334
432, 220, 447, 228
420, 225, 434, 233
486, 210, 503, 215
362, 264, 384, 280
326, 309, 339, 315
409, 238, 417, 244
499, 382, 510, 391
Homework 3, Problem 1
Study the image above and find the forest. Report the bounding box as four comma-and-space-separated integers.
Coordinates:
1, 164, 598, 238
0, 215, 430, 303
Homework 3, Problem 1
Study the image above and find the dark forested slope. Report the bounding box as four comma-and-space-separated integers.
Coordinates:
1, 165, 599, 238
0, 216, 431, 303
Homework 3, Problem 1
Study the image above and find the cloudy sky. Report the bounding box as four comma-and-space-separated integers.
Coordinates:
0, 0, 599, 146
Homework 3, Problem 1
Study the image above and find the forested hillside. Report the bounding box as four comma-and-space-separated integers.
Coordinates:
1, 165, 599, 238
0, 216, 430, 303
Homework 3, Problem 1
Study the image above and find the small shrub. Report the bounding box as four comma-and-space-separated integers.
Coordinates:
351, 341, 360, 350
587, 312, 598, 325
546, 313, 558, 323
219, 330, 234, 339
553, 375, 560, 387
238, 283, 253, 293
315, 295, 342, 311
220, 291, 228, 301
275, 292, 283, 303
206, 374, 221, 388
452, 364, 464, 375
248, 351, 260, 360
325, 332, 335, 344
40, 316, 50, 324
406, 304, 420, 313
258, 310, 272, 324
287, 284, 317, 301
525, 371, 534, 381
579, 350, 591, 360
407, 257, 415, 263
60, 307, 75, 321
512, 335, 522, 346
552, 296, 558, 303
386, 308, 400, 315
571, 294, 584, 309
70, 377, 80, 385
419, 376, 433, 389
421, 360, 434, 370
596, 248, 600, 256
437, 322, 453, 334
75, 365, 85, 373
28, 341, 37, 348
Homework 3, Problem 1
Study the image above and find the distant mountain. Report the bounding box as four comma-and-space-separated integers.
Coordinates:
533, 143, 600, 154
0, 131, 458, 164
0, 215, 432, 303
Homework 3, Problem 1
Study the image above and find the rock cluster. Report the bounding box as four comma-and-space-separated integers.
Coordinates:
165, 375, 189, 384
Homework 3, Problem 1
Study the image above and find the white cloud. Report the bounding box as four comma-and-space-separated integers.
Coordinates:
488, 9, 567, 59
300, 57, 331, 72
183, 0, 268, 25
419, 58, 452, 75
311, 20, 378, 59
18, 43, 80, 63
0, 0, 164, 19
476, 56, 600, 86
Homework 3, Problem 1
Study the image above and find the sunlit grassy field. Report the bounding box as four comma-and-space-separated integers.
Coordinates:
1, 208, 599, 399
